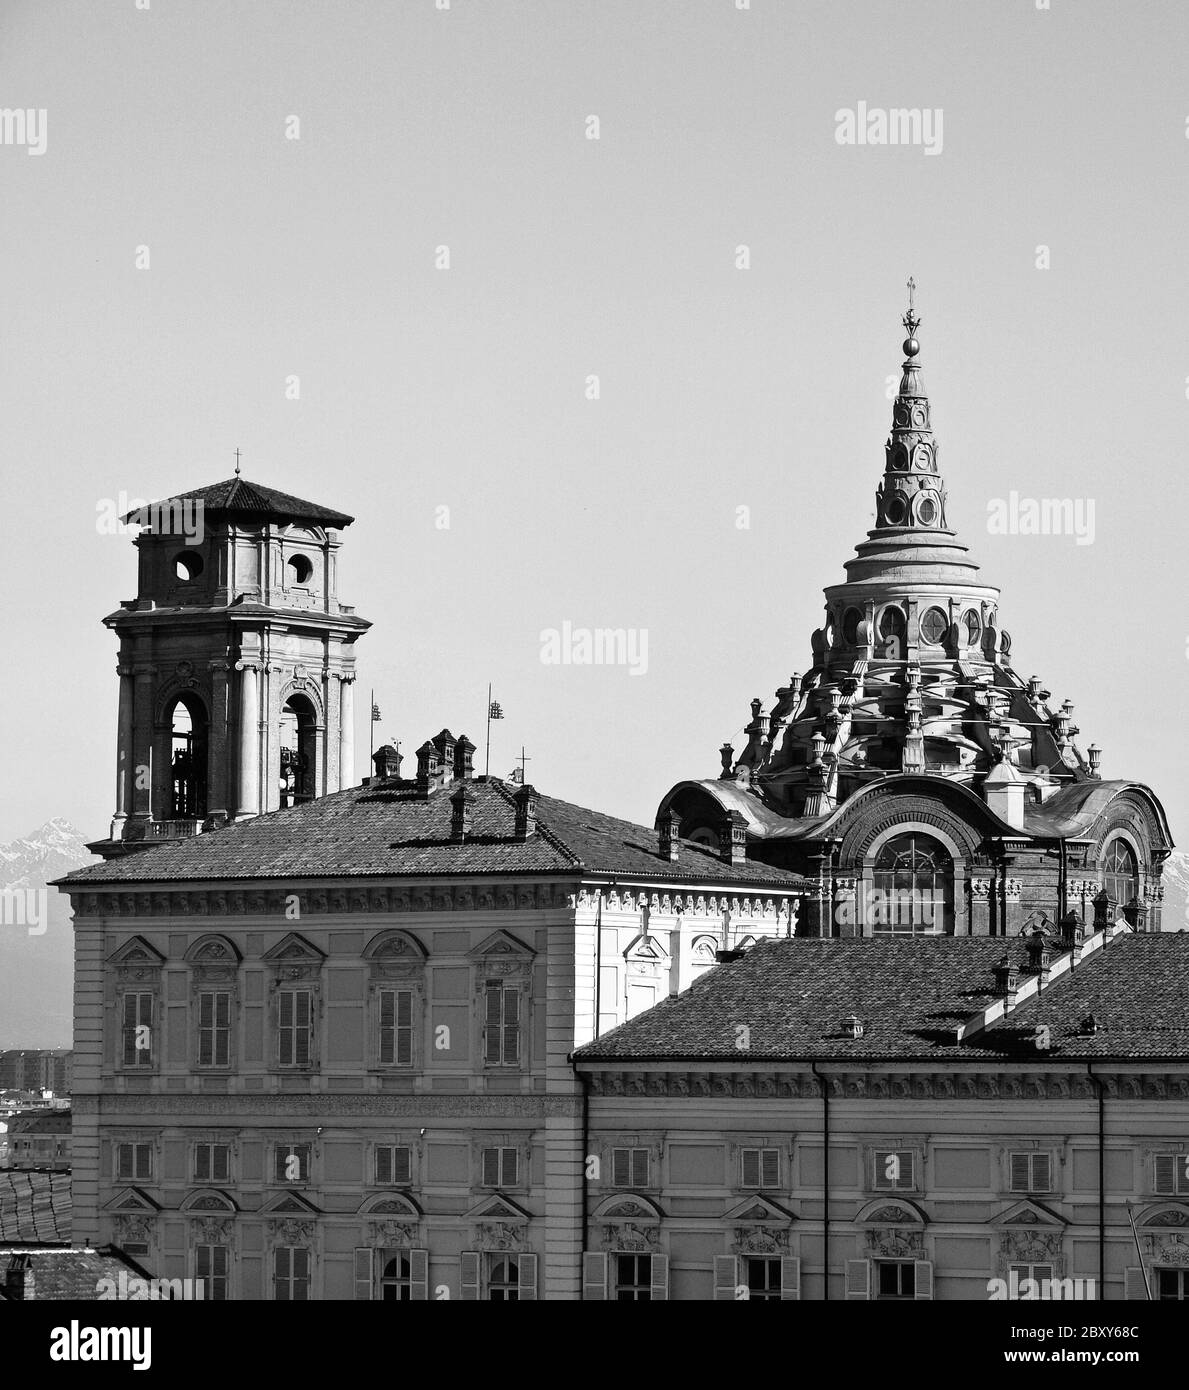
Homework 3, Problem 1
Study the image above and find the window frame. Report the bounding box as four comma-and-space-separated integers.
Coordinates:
374, 1143, 414, 1186
277, 987, 315, 1068
1009, 1150, 1054, 1194
120, 991, 155, 1069
114, 1140, 153, 1182
611, 1146, 651, 1189
272, 1245, 311, 1301
196, 988, 232, 1069
273, 1142, 313, 1186
481, 979, 522, 1069
193, 1141, 232, 1184
740, 1146, 781, 1190
480, 1145, 520, 1189
194, 1243, 230, 1301
871, 1148, 917, 1192
377, 987, 415, 1068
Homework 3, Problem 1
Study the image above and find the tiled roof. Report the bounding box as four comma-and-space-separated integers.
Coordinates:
0, 1170, 70, 1242
121, 476, 353, 527
6, 1109, 70, 1135
574, 931, 1189, 1063
59, 780, 816, 890
0, 1247, 149, 1301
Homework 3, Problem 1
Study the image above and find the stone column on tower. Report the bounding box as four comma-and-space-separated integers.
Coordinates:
338, 674, 355, 790
129, 666, 155, 823
236, 661, 260, 820
111, 665, 135, 839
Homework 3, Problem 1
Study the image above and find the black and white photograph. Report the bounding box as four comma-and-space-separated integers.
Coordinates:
1, 0, 1187, 1367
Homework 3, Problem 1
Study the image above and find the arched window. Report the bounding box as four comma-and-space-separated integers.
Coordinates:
488, 1257, 520, 1301
1100, 838, 1139, 910
380, 1253, 412, 1301
871, 832, 953, 934
168, 696, 208, 819
279, 693, 317, 807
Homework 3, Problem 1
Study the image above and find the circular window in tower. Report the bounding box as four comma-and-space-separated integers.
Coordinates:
879, 605, 906, 641
175, 550, 204, 582
287, 554, 314, 586
963, 610, 981, 646
920, 607, 948, 645
842, 607, 862, 645
883, 494, 907, 526
915, 495, 938, 526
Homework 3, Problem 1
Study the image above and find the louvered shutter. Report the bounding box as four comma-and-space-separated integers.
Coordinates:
279, 991, 293, 1064
914, 1260, 934, 1299
714, 1255, 740, 1300
612, 1149, 630, 1186
215, 991, 230, 1065
1124, 1266, 1149, 1300
1180, 1154, 1189, 1195
632, 1150, 649, 1187
296, 991, 311, 1065
583, 1251, 608, 1300
482, 1148, 500, 1186
376, 1147, 392, 1184
503, 1147, 519, 1186
379, 990, 394, 1064
1010, 1152, 1031, 1192
742, 1150, 760, 1188
484, 986, 502, 1064
196, 1245, 211, 1282
460, 1251, 481, 1301
274, 1246, 290, 1292
780, 1256, 800, 1301
504, 987, 520, 1064
198, 992, 214, 1065
901, 1151, 914, 1188
136, 1144, 151, 1179
214, 1145, 229, 1181
1155, 1155, 1176, 1195
195, 1145, 211, 1181
354, 1247, 373, 1300
393, 1146, 412, 1184
409, 1248, 429, 1300
396, 990, 413, 1065
294, 1247, 310, 1297
649, 1252, 669, 1300
845, 1259, 871, 1300
1032, 1153, 1052, 1192
762, 1149, 780, 1187
518, 1253, 538, 1300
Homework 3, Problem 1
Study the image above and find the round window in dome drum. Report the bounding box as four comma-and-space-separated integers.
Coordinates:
921, 607, 948, 644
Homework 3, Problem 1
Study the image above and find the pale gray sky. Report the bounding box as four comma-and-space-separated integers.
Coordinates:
2, 0, 1186, 846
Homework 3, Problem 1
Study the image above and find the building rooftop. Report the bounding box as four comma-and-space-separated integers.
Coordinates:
0, 1170, 71, 1242
573, 929, 1189, 1064
122, 475, 354, 528
58, 779, 816, 891
0, 1246, 152, 1301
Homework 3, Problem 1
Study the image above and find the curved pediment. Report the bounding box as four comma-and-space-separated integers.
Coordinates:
1135, 1202, 1189, 1229
855, 1197, 928, 1226
592, 1194, 664, 1222
180, 1189, 239, 1213
183, 933, 243, 964
362, 929, 428, 962
358, 1193, 423, 1219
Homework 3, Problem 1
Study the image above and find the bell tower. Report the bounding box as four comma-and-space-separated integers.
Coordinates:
96, 475, 370, 856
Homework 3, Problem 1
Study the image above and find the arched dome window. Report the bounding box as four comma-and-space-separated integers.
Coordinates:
871, 832, 953, 934
1100, 837, 1139, 912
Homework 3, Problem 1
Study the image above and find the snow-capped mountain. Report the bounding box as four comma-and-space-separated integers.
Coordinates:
1162, 850, 1189, 932
0, 819, 96, 1049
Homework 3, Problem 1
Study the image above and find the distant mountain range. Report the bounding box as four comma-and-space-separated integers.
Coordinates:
1161, 850, 1189, 932
0, 819, 96, 1049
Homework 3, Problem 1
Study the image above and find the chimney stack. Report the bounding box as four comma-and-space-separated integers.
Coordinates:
657, 809, 681, 863
450, 782, 475, 842
415, 741, 439, 797
719, 809, 748, 866
431, 729, 456, 781
372, 744, 403, 782
992, 954, 1020, 998
455, 734, 476, 781
513, 783, 537, 840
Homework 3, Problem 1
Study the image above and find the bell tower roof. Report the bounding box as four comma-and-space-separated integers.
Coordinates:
121, 476, 354, 529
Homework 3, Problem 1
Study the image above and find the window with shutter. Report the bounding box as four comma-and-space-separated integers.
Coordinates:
1154, 1154, 1189, 1195
582, 1251, 608, 1301
460, 1250, 481, 1300
714, 1254, 741, 1301
482, 983, 522, 1067
744, 1256, 782, 1301
122, 992, 153, 1068
873, 1149, 914, 1190
274, 1246, 311, 1300
409, 1248, 429, 1301
517, 1252, 538, 1300
195, 1244, 229, 1300
488, 1256, 520, 1301
845, 1260, 871, 1300
1010, 1151, 1053, 1192
116, 1143, 152, 1181
354, 1247, 373, 1300
780, 1256, 800, 1301
376, 1144, 412, 1185
379, 989, 414, 1066
613, 1253, 655, 1301
275, 1144, 311, 1183
197, 990, 231, 1067
913, 1259, 934, 1300
1155, 1268, 1189, 1300
194, 1143, 230, 1183
278, 989, 313, 1066
611, 1147, 649, 1187
741, 1147, 780, 1188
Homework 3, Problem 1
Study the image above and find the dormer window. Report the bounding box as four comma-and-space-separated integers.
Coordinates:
287, 554, 314, 586
175, 550, 203, 582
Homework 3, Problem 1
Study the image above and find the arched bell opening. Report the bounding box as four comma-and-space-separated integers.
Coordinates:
167, 694, 209, 820
279, 692, 318, 807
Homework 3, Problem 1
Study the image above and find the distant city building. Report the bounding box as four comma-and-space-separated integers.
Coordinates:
0, 1050, 73, 1096
2, 1109, 71, 1171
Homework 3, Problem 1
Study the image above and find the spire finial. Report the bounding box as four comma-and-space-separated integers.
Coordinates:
234, 447, 242, 477
902, 276, 921, 354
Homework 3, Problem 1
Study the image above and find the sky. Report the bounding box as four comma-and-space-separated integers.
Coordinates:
1, 0, 1187, 849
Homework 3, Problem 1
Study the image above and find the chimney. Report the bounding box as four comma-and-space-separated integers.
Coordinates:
719, 809, 748, 866
450, 782, 475, 842
431, 729, 456, 780
983, 759, 1025, 831
1059, 911, 1083, 951
455, 734, 476, 781
513, 783, 537, 840
1022, 928, 1054, 976
415, 741, 439, 797
372, 744, 403, 782
657, 809, 681, 863
1087, 744, 1102, 777
992, 954, 1020, 997
718, 742, 734, 779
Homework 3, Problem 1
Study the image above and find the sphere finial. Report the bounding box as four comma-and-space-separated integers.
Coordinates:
902, 276, 921, 355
